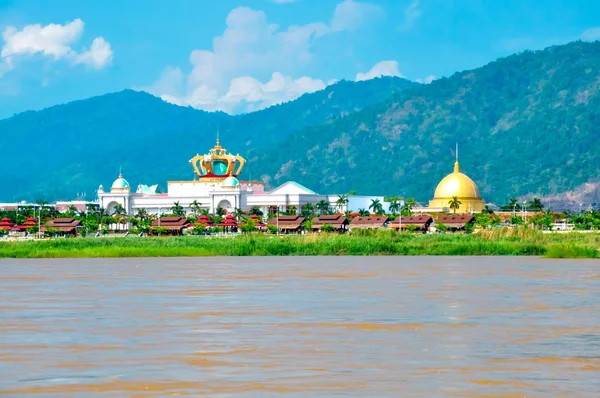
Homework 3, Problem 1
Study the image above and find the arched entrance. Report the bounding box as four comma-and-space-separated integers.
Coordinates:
217, 199, 233, 212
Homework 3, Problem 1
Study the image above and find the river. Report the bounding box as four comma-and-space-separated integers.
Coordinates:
1, 256, 599, 396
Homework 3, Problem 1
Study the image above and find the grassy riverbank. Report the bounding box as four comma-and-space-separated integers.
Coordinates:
0, 228, 598, 258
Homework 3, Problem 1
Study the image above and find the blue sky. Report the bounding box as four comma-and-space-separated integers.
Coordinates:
0, 0, 598, 118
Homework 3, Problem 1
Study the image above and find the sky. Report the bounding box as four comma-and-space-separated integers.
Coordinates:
0, 0, 599, 118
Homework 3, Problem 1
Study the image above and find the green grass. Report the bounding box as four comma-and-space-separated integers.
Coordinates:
1, 229, 599, 258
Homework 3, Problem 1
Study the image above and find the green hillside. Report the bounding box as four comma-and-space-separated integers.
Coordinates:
250, 40, 600, 205
0, 77, 415, 201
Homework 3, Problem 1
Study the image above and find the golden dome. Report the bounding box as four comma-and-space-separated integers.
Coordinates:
433, 161, 481, 200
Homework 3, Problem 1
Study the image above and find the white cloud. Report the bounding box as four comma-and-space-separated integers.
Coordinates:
400, 0, 421, 30
0, 18, 112, 77
581, 27, 600, 41
158, 72, 326, 114
331, 0, 382, 32
146, 1, 379, 113
415, 75, 436, 84
73, 37, 113, 69
355, 60, 404, 81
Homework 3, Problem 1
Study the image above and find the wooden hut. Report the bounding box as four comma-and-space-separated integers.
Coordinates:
388, 215, 433, 232
268, 215, 305, 234
436, 215, 475, 232
42, 218, 82, 236
350, 216, 389, 230
311, 215, 349, 233
151, 216, 190, 235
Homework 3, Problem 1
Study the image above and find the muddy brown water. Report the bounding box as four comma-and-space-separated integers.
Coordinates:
1, 256, 599, 397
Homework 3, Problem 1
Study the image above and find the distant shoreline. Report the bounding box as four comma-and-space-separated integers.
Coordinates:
0, 231, 597, 259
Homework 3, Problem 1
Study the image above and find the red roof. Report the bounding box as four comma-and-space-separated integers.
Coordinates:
196, 215, 214, 225
219, 214, 238, 227
0, 218, 14, 229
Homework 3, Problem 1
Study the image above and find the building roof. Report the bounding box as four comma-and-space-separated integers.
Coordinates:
151, 217, 190, 230
0, 217, 14, 229
42, 218, 82, 232
350, 216, 389, 228
221, 176, 240, 188
389, 215, 433, 230
111, 173, 131, 191
268, 215, 305, 229
219, 214, 238, 226
312, 215, 349, 228
436, 215, 475, 228
432, 155, 481, 200
269, 181, 318, 195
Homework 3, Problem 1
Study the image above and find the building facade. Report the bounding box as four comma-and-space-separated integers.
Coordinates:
97, 140, 381, 215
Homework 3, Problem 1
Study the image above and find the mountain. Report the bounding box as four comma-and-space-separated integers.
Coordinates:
249, 40, 600, 206
0, 77, 416, 201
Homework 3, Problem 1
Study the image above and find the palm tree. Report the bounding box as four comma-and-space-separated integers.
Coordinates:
316, 200, 330, 215
249, 206, 263, 217
302, 203, 314, 216
482, 205, 494, 215
448, 196, 462, 214
135, 208, 149, 222
336, 194, 349, 213
503, 198, 521, 212
369, 199, 384, 215
215, 206, 226, 217
288, 205, 297, 215
190, 200, 202, 218
388, 199, 401, 214
232, 207, 244, 221
170, 201, 185, 217
530, 197, 544, 212
358, 208, 370, 216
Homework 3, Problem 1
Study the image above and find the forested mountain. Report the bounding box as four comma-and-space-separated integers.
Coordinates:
249, 40, 600, 205
1, 40, 599, 205
0, 77, 415, 201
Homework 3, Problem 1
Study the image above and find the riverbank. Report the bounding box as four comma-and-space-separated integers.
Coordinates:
0, 228, 598, 258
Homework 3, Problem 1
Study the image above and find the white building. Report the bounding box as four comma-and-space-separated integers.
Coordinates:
97, 139, 385, 216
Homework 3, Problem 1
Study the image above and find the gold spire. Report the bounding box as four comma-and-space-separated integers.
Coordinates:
454, 142, 460, 173
119, 166, 123, 178
216, 127, 221, 148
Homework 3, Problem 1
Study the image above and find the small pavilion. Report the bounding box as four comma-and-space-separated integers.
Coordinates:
0, 218, 14, 231
218, 214, 238, 232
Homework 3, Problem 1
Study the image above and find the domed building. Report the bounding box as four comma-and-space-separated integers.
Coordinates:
110, 172, 130, 193
428, 150, 485, 213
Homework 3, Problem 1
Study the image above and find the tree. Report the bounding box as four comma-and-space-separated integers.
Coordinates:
232, 207, 244, 221
301, 203, 314, 216
482, 205, 495, 215
65, 205, 78, 218
320, 224, 335, 233
171, 201, 185, 217
529, 197, 544, 212
502, 198, 521, 212
448, 196, 462, 214
358, 208, 370, 216
249, 206, 263, 217
135, 208, 149, 222
388, 199, 401, 214
316, 200, 330, 215
190, 200, 202, 218
369, 199, 384, 215
215, 206, 226, 217
336, 194, 348, 213
288, 205, 297, 215
436, 222, 448, 233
